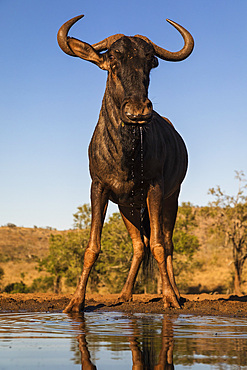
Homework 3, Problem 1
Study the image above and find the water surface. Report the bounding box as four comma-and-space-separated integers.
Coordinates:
0, 312, 247, 369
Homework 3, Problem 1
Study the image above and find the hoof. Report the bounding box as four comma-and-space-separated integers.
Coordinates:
163, 295, 181, 309
115, 294, 133, 304
63, 298, 84, 313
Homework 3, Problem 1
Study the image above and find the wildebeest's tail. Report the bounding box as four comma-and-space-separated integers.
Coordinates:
141, 207, 154, 287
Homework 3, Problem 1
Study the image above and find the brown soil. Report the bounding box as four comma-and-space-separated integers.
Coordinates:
1, 293, 247, 317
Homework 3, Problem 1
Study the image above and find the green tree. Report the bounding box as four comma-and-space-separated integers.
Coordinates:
208, 171, 247, 294
39, 205, 91, 294
73, 204, 91, 229
64, 230, 89, 287
39, 231, 89, 293
39, 234, 69, 293
173, 202, 199, 258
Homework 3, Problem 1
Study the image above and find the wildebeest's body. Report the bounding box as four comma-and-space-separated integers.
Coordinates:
89, 111, 187, 208
57, 15, 193, 311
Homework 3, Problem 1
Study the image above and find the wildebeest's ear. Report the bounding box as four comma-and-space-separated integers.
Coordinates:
67, 38, 107, 70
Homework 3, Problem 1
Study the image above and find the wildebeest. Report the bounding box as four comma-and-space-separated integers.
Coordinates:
57, 15, 194, 312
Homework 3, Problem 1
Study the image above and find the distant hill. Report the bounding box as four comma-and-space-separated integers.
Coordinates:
0, 226, 67, 291
0, 226, 62, 262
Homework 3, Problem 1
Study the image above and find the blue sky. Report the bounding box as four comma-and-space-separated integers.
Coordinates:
1, 0, 247, 230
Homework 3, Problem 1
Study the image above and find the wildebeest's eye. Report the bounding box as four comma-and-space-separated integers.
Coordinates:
108, 54, 119, 72
109, 49, 121, 60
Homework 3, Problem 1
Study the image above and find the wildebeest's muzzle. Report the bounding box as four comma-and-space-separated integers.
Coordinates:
120, 96, 153, 125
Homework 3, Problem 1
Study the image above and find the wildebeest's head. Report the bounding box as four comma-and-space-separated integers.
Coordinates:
57, 15, 194, 125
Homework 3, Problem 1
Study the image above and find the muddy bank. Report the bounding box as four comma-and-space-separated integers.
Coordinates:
0, 293, 247, 317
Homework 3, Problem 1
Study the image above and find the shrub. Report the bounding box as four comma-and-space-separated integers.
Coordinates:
4, 281, 29, 293
29, 277, 54, 293
6, 223, 17, 228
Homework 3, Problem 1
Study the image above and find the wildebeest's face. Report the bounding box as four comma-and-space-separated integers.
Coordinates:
105, 36, 158, 124
57, 15, 194, 125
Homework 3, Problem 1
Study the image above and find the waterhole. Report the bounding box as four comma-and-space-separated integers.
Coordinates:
0, 312, 247, 369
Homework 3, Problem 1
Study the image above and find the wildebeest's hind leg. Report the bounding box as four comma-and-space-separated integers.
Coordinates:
116, 206, 147, 303
147, 184, 180, 309
162, 188, 181, 301
63, 181, 108, 313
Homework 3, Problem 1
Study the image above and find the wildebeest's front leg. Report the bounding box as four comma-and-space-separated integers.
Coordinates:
147, 184, 180, 309
63, 181, 108, 313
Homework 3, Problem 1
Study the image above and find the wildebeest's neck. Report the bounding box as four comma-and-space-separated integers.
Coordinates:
101, 84, 142, 160
88, 82, 145, 194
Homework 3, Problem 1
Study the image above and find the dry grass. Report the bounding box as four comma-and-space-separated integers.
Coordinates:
0, 261, 48, 288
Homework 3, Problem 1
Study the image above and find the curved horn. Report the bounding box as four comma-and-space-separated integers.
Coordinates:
150, 19, 194, 61
58, 15, 124, 55
57, 15, 84, 56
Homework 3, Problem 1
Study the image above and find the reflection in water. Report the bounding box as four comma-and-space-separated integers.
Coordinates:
78, 334, 97, 369
0, 312, 247, 369
124, 315, 174, 369
70, 313, 175, 369
68, 313, 247, 369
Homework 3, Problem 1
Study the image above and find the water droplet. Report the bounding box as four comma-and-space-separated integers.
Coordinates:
139, 126, 144, 238
130, 126, 137, 218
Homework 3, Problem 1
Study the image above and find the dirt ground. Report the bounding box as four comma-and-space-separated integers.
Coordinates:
0, 293, 247, 317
